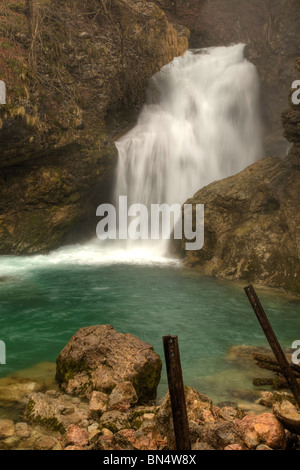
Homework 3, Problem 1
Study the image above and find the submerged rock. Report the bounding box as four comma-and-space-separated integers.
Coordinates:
273, 400, 300, 435
0, 420, 15, 439
24, 391, 89, 432
55, 325, 162, 402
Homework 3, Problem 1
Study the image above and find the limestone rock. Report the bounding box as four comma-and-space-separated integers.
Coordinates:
56, 325, 162, 401
109, 382, 138, 412
156, 386, 213, 449
99, 411, 130, 434
89, 391, 108, 420
199, 421, 244, 451
15, 422, 31, 439
0, 0, 188, 255
273, 400, 300, 435
175, 154, 300, 294
63, 424, 89, 448
24, 391, 89, 432
112, 429, 160, 451
0, 419, 15, 439
224, 444, 245, 450
236, 413, 286, 450
34, 435, 59, 451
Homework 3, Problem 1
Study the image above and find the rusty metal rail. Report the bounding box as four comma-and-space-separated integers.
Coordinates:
244, 284, 300, 409
163, 335, 191, 450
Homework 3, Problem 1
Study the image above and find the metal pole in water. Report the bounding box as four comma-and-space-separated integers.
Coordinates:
244, 284, 300, 409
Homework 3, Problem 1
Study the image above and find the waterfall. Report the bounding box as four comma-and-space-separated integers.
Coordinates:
113, 44, 263, 256
0, 44, 263, 269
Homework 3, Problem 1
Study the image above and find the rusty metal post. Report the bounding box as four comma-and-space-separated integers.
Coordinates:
163, 335, 191, 450
244, 284, 300, 409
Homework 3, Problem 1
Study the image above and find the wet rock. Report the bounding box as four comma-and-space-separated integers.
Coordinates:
0, 0, 188, 255
257, 391, 296, 408
34, 435, 59, 450
0, 435, 20, 449
109, 382, 138, 412
99, 410, 130, 434
156, 386, 213, 448
15, 422, 31, 439
56, 325, 162, 402
63, 424, 89, 448
217, 406, 245, 422
89, 391, 108, 419
176, 152, 300, 295
0, 377, 42, 405
236, 413, 286, 450
102, 428, 114, 439
24, 391, 89, 432
192, 441, 215, 450
200, 421, 244, 450
256, 444, 273, 450
273, 400, 300, 435
112, 429, 160, 451
65, 445, 86, 450
0, 419, 15, 439
88, 428, 102, 445
224, 444, 245, 450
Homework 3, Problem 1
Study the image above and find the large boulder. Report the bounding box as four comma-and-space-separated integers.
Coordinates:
236, 413, 286, 450
273, 400, 300, 435
55, 325, 162, 402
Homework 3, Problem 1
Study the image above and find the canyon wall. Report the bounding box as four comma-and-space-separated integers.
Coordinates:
153, 0, 300, 156
176, 58, 300, 294
0, 0, 188, 254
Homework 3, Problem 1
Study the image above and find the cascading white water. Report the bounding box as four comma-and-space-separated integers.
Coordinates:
0, 44, 264, 272
114, 44, 263, 256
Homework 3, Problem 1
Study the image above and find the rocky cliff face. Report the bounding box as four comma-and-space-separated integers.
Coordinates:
153, 0, 300, 156
176, 58, 300, 294
0, 0, 188, 254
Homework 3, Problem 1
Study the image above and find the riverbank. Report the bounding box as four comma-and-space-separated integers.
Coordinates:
0, 325, 299, 450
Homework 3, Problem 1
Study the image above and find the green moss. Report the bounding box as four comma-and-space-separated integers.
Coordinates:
25, 398, 65, 433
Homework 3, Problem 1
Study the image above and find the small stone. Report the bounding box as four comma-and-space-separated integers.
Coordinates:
63, 424, 89, 447
143, 413, 155, 421
15, 422, 31, 439
34, 436, 58, 450
79, 32, 90, 39
88, 423, 99, 433
65, 445, 85, 450
192, 442, 215, 450
224, 444, 244, 450
109, 382, 138, 412
2, 436, 20, 449
256, 444, 273, 450
99, 411, 130, 434
0, 419, 15, 439
102, 428, 114, 438
89, 391, 108, 419
45, 390, 59, 398
89, 428, 102, 445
